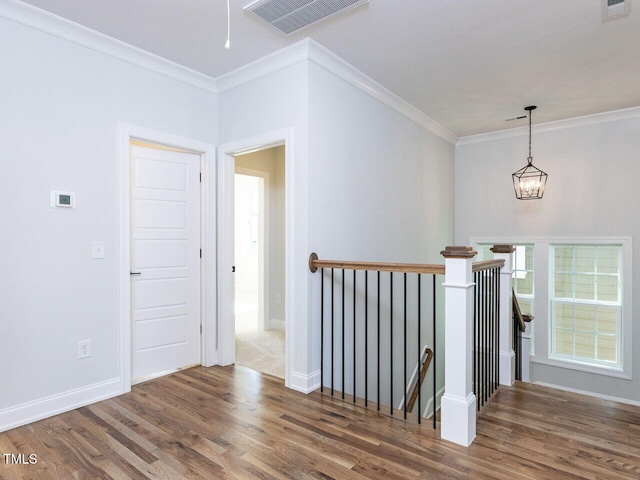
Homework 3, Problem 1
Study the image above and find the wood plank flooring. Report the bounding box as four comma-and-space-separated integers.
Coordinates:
1, 365, 639, 479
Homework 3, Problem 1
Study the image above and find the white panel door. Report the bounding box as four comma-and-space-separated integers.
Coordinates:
130, 145, 201, 381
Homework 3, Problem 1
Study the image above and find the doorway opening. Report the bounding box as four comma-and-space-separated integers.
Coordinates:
234, 146, 286, 379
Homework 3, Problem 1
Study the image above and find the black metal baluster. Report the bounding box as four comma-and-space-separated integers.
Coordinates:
365, 270, 369, 407
433, 274, 437, 429
342, 269, 345, 400
484, 270, 488, 406
403, 272, 407, 420
496, 268, 499, 390
331, 268, 334, 396
487, 270, 495, 399
418, 274, 421, 425
353, 269, 356, 403
480, 270, 484, 405
474, 271, 478, 410
321, 268, 324, 393
390, 272, 393, 416
377, 270, 380, 411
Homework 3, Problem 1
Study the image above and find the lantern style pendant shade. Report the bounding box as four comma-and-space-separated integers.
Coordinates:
512, 106, 548, 200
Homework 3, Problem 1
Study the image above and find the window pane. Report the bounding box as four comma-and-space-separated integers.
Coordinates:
555, 274, 573, 298
517, 298, 532, 316
597, 275, 619, 302
597, 335, 617, 362
576, 246, 596, 273
597, 307, 618, 334
481, 245, 493, 260
555, 329, 574, 355
525, 246, 534, 270
575, 305, 596, 332
515, 273, 533, 296
575, 274, 595, 300
554, 303, 573, 328
597, 247, 619, 275
575, 332, 595, 359
555, 247, 574, 272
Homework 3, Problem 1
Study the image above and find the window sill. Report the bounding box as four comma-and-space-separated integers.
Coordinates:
530, 355, 631, 380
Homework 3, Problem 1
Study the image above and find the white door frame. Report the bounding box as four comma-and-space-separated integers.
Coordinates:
218, 128, 293, 387
118, 124, 217, 394
235, 167, 270, 331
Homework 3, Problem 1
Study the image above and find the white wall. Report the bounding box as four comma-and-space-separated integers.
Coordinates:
218, 57, 455, 396
0, 17, 216, 428
455, 111, 640, 403
307, 62, 455, 402
217, 61, 310, 387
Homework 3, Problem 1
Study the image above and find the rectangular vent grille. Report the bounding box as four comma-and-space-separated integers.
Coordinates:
245, 0, 369, 35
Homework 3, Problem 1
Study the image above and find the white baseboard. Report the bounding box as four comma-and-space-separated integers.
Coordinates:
289, 369, 321, 394
533, 381, 640, 407
268, 318, 285, 331
423, 386, 445, 418
0, 378, 121, 433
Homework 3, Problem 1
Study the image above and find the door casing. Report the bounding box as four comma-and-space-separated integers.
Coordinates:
118, 124, 216, 393
217, 128, 293, 388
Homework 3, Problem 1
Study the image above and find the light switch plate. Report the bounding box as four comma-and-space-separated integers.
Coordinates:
92, 241, 105, 259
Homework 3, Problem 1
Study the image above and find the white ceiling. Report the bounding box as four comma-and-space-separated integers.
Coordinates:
17, 0, 640, 137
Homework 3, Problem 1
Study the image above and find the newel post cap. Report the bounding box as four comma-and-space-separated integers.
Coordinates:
440, 246, 478, 259
491, 244, 516, 254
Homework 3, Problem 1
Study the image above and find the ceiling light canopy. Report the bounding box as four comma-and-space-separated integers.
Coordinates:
512, 106, 548, 200
245, 0, 369, 35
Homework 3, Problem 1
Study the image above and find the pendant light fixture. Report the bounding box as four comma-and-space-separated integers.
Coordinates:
512, 106, 548, 200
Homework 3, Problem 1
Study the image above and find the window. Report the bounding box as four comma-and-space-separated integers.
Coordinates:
550, 245, 621, 367
473, 237, 631, 379
479, 244, 534, 317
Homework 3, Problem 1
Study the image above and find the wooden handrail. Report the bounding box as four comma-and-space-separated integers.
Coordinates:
406, 348, 433, 413
309, 253, 445, 275
512, 289, 530, 332
472, 259, 505, 272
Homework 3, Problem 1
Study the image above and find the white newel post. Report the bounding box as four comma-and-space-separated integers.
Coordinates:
491, 244, 516, 386
440, 246, 477, 447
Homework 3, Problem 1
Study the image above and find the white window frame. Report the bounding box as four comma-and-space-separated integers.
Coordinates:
549, 244, 622, 369
471, 237, 632, 380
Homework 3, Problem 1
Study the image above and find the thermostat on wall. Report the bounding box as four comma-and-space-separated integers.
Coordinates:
51, 191, 75, 208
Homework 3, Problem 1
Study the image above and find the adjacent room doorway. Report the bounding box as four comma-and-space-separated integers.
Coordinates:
233, 146, 286, 379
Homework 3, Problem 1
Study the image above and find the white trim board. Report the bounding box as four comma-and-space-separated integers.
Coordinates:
216, 38, 459, 145
0, 378, 120, 433
533, 382, 640, 408
457, 106, 640, 146
3, 2, 457, 144
118, 124, 218, 394
291, 370, 322, 394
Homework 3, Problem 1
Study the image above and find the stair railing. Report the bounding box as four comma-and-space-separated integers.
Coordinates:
309, 253, 443, 427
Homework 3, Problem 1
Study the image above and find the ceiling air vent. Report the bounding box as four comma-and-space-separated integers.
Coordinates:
245, 0, 369, 35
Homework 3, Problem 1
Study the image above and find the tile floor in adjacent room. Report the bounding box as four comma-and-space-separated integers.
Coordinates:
235, 299, 285, 379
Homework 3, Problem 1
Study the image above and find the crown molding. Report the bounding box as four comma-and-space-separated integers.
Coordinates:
0, 0, 217, 92
214, 40, 311, 94
2, 0, 457, 144
457, 106, 640, 146
305, 40, 458, 145
216, 38, 458, 145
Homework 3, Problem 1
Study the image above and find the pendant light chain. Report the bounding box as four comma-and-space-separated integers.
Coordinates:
528, 108, 532, 163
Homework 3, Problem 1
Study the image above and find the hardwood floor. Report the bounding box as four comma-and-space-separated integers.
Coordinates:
1, 365, 639, 479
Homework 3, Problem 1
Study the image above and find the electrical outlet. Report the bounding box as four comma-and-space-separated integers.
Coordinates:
78, 339, 91, 359
276, 294, 282, 305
